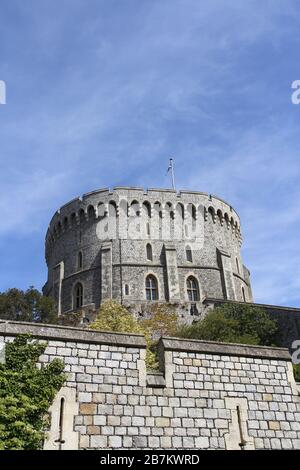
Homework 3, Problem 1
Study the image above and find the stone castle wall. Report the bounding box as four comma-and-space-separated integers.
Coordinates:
1, 321, 299, 450
43, 187, 252, 318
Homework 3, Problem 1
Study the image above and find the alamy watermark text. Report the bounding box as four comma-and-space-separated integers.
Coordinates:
291, 80, 300, 105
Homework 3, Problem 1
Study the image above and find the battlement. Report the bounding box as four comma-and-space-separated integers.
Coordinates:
50, 186, 240, 221
0, 321, 299, 450
45, 186, 241, 251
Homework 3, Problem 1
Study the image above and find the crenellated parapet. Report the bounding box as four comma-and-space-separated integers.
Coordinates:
45, 187, 242, 260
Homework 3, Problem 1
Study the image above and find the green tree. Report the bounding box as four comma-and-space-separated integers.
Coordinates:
177, 303, 278, 346
90, 300, 146, 335
0, 287, 57, 324
0, 335, 65, 450
140, 303, 180, 340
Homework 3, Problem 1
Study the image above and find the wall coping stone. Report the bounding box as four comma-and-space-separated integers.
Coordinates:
159, 337, 291, 361
0, 321, 147, 348
0, 321, 292, 360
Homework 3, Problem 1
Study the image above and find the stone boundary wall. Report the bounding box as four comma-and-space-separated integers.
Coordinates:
0, 320, 300, 450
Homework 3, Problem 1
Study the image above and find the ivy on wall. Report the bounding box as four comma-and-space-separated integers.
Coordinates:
0, 335, 65, 450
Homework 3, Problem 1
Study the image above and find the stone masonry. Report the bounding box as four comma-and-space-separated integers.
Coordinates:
1, 320, 299, 450
43, 187, 252, 320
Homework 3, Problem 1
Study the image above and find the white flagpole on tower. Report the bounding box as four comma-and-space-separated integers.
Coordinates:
167, 158, 176, 191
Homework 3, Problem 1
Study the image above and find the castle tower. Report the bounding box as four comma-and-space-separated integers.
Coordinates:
43, 187, 252, 319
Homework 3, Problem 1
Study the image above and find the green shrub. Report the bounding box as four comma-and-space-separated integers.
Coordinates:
0, 335, 65, 450
176, 303, 278, 346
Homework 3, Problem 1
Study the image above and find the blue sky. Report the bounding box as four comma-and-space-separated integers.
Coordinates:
0, 0, 300, 306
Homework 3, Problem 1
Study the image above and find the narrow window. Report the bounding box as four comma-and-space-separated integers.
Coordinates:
54, 397, 66, 450
186, 276, 200, 302
74, 283, 83, 309
78, 251, 83, 270
237, 406, 246, 450
124, 284, 129, 296
242, 287, 246, 302
208, 207, 215, 222
145, 275, 158, 301
146, 243, 153, 261
186, 246, 193, 262
63, 217, 68, 231
143, 201, 151, 218
146, 222, 150, 236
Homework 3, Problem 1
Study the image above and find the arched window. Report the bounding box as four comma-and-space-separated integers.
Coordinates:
63, 217, 69, 231
124, 284, 129, 296
236, 258, 240, 274
217, 210, 223, 225
186, 276, 200, 302
186, 246, 193, 262
57, 222, 62, 236
143, 201, 151, 218
130, 200, 140, 217
224, 213, 229, 227
208, 206, 215, 222
78, 251, 83, 270
146, 243, 153, 261
74, 283, 83, 309
145, 275, 158, 300
87, 205, 95, 220
242, 287, 246, 302
192, 205, 197, 221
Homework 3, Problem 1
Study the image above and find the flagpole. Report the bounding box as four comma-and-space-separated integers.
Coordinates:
169, 158, 176, 191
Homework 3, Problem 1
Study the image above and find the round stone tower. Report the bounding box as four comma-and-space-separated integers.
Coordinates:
43, 187, 252, 319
